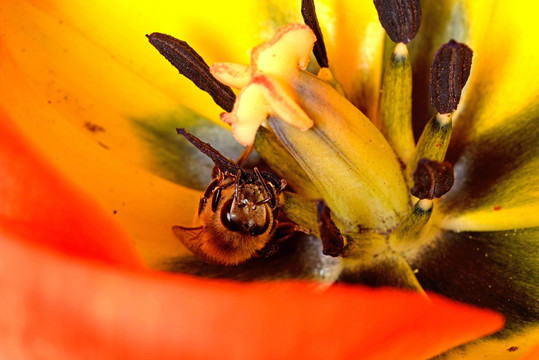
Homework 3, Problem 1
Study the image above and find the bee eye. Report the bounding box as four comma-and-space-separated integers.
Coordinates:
211, 187, 222, 212
203, 178, 220, 198
220, 199, 270, 236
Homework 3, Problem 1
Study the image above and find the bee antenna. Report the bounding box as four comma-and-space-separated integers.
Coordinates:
176, 128, 240, 174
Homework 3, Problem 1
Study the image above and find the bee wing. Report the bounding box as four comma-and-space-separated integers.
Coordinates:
172, 225, 213, 262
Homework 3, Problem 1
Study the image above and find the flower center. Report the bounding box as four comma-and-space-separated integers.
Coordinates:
148, 0, 474, 285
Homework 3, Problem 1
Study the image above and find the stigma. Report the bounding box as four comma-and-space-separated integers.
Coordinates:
210, 24, 316, 146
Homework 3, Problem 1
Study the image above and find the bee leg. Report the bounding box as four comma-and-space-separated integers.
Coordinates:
316, 200, 344, 257
273, 221, 307, 243
255, 238, 279, 258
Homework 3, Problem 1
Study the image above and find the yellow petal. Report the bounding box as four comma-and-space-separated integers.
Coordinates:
0, 3, 204, 267
410, 0, 539, 137
315, 0, 385, 122
440, 326, 539, 359
456, 1, 539, 135
439, 105, 539, 232
0, 1, 223, 185
0, 1, 306, 184
0, 96, 200, 268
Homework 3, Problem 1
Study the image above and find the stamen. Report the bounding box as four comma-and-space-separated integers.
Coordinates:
301, 0, 329, 67
429, 39, 473, 114
316, 200, 344, 257
409, 112, 452, 178
147, 33, 236, 112
410, 158, 454, 199
379, 42, 415, 163
373, 0, 421, 44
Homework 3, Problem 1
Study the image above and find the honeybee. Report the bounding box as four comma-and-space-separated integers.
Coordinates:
173, 128, 288, 265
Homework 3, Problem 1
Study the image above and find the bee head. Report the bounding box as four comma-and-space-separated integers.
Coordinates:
220, 184, 272, 236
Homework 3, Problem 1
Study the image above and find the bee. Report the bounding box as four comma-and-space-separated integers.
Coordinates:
173, 128, 288, 265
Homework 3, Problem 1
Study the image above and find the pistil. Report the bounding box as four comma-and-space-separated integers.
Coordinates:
210, 24, 316, 146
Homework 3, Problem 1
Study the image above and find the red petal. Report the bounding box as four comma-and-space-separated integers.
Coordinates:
0, 109, 143, 268
0, 231, 503, 360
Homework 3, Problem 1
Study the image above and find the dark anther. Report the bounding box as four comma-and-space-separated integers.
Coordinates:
176, 128, 240, 175
411, 158, 455, 199
316, 200, 344, 257
147, 33, 236, 112
429, 39, 473, 114
301, 0, 329, 68
373, 0, 421, 44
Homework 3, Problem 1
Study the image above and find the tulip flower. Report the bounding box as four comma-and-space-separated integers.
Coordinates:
0, 0, 537, 358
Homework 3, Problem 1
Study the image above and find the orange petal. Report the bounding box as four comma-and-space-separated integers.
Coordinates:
0, 108, 143, 268
0, 31, 201, 267
520, 341, 539, 360
0, 230, 503, 359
